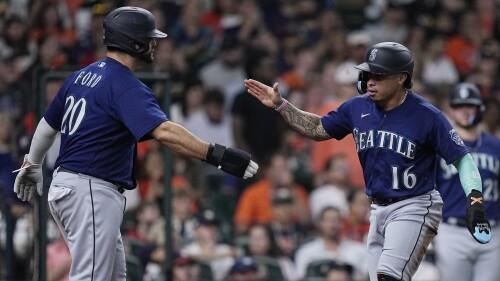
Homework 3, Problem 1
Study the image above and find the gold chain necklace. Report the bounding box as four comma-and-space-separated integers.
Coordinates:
400, 90, 409, 106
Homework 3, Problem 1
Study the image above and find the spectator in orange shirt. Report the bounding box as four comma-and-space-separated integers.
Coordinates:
234, 152, 309, 233
280, 43, 320, 92
310, 63, 364, 189
30, 3, 76, 48
444, 11, 481, 79
341, 190, 370, 243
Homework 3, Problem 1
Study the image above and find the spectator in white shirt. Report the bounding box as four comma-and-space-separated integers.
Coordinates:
181, 209, 235, 280
309, 154, 352, 219
294, 206, 368, 281
421, 35, 459, 87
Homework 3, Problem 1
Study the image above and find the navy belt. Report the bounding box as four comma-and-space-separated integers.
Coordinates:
58, 167, 125, 194
369, 196, 412, 206
444, 217, 497, 227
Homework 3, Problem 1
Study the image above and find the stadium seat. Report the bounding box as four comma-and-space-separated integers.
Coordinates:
305, 259, 335, 278
126, 254, 143, 281
196, 259, 214, 281
252, 255, 285, 281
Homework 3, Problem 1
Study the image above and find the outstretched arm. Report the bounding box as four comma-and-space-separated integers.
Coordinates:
244, 79, 331, 141
151, 121, 258, 179
151, 121, 210, 160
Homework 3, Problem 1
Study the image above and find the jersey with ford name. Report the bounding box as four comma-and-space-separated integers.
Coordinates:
436, 132, 500, 221
320, 92, 469, 199
44, 57, 168, 190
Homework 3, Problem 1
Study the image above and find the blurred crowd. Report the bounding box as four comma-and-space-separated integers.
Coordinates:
1, 0, 500, 280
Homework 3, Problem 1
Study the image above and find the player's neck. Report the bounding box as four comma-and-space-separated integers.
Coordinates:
456, 126, 479, 141
107, 51, 142, 72
322, 236, 340, 249
380, 89, 408, 111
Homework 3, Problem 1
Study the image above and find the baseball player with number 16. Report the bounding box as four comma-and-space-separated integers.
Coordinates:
244, 42, 491, 281
12, 6, 258, 280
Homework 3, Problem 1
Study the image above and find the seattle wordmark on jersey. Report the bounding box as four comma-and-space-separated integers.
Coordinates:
320, 92, 469, 198
353, 128, 416, 159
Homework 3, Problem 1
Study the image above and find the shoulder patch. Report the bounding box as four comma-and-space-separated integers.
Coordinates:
449, 129, 465, 146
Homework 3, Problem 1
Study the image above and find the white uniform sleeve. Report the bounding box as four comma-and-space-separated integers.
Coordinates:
28, 118, 59, 164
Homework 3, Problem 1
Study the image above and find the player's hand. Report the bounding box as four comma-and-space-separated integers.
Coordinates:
244, 79, 282, 109
244, 160, 259, 179
206, 143, 259, 179
465, 189, 491, 244
13, 155, 43, 201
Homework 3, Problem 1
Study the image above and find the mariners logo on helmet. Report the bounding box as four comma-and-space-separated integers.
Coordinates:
369, 49, 378, 61
459, 87, 469, 99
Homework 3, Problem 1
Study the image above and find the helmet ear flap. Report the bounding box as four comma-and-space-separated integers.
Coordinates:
473, 104, 486, 125
357, 71, 367, 95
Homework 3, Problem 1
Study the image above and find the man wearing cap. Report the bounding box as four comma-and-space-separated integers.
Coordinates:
234, 152, 309, 233
172, 252, 198, 281
226, 256, 265, 281
294, 207, 368, 280
181, 209, 235, 280
270, 187, 308, 257
325, 261, 355, 281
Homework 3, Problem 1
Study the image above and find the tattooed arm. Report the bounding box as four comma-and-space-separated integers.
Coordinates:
243, 79, 332, 141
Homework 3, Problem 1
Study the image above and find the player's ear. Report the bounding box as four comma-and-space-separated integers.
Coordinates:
398, 73, 407, 85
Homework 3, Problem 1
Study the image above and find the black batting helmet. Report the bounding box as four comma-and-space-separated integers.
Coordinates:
449, 83, 485, 126
103, 6, 167, 56
355, 42, 414, 94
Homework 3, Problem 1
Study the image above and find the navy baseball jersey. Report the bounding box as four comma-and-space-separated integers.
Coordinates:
44, 58, 168, 189
320, 92, 469, 198
437, 132, 500, 221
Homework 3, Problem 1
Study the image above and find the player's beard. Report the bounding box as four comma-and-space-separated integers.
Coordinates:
138, 42, 155, 64
139, 49, 154, 64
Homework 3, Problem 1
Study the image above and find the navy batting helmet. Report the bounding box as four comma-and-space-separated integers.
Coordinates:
103, 6, 167, 57
449, 83, 485, 126
355, 42, 414, 94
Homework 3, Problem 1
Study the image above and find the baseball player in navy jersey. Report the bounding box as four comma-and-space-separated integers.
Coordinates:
12, 6, 258, 280
434, 83, 500, 281
244, 42, 491, 281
